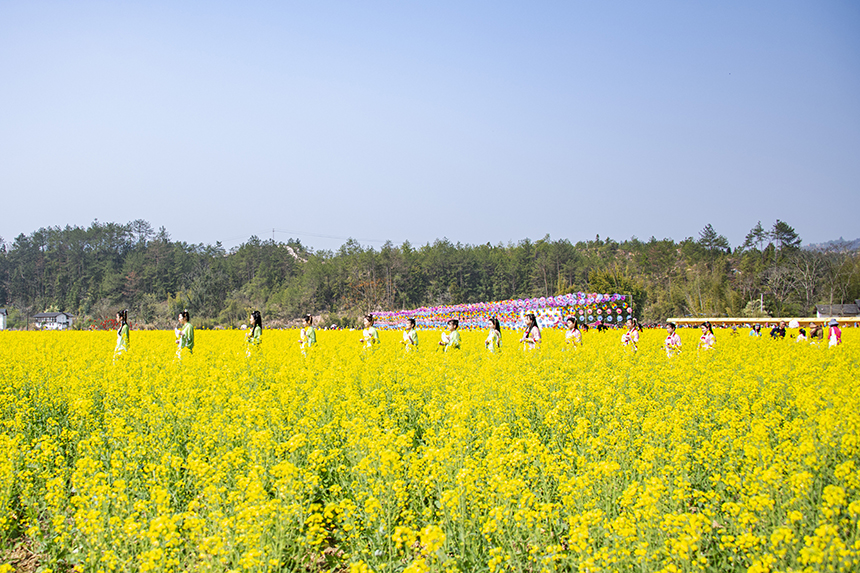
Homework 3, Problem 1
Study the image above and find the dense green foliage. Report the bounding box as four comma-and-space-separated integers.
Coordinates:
0, 220, 857, 326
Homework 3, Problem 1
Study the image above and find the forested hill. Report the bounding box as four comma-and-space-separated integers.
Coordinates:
0, 220, 857, 328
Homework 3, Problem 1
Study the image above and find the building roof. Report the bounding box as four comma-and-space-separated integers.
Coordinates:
32, 312, 75, 319
815, 302, 860, 317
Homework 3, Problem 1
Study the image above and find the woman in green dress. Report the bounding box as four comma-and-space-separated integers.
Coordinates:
439, 319, 461, 351
175, 310, 194, 358
401, 317, 418, 352
484, 316, 501, 352
299, 314, 316, 353
246, 310, 262, 354
359, 314, 380, 348
114, 309, 130, 357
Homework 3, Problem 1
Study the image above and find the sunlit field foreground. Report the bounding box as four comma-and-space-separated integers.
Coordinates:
2, 329, 859, 572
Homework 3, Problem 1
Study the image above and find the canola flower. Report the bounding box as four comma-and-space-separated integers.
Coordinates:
0, 328, 858, 572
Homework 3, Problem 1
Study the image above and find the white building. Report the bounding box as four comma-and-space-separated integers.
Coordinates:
0, 309, 6, 330
32, 312, 75, 330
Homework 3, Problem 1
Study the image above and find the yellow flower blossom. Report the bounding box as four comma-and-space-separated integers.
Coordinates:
0, 328, 857, 571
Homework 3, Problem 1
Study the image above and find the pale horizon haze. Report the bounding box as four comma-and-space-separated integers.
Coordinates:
1, 1, 858, 252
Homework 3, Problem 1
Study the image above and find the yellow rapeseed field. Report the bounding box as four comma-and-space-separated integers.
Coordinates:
1, 327, 858, 572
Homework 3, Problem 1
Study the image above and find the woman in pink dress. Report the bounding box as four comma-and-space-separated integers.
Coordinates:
520, 313, 541, 350
664, 322, 682, 357
698, 321, 715, 350
828, 319, 842, 347
565, 316, 582, 349
621, 318, 640, 351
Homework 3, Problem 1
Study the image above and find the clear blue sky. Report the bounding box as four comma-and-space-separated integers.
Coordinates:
1, 1, 858, 252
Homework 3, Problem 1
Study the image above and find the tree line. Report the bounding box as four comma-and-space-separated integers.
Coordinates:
0, 219, 857, 328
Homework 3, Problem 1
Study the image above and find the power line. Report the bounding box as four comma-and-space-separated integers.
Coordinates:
218, 229, 389, 247
271, 228, 387, 245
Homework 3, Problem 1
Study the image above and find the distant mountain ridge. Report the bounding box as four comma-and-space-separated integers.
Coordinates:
805, 238, 860, 252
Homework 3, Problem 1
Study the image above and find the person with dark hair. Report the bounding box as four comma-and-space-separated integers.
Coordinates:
439, 318, 461, 351
828, 318, 842, 347
621, 318, 640, 351
114, 309, 130, 357
664, 322, 681, 357
796, 327, 807, 342
360, 314, 379, 348
401, 317, 418, 351
565, 317, 582, 349
770, 321, 787, 339
299, 314, 316, 352
749, 324, 762, 337
175, 310, 194, 357
698, 321, 715, 350
808, 322, 823, 344
485, 316, 502, 352
245, 310, 262, 354
520, 313, 541, 350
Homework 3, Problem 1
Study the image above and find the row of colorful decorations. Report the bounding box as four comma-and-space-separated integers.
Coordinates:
373, 293, 632, 330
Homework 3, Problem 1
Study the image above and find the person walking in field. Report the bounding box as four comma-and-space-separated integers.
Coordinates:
360, 314, 380, 348
770, 321, 787, 339
808, 323, 823, 344
828, 319, 842, 347
664, 322, 681, 357
621, 318, 640, 351
245, 310, 262, 355
175, 310, 194, 358
401, 317, 418, 351
299, 314, 316, 353
114, 309, 130, 357
565, 317, 582, 349
698, 321, 715, 350
749, 324, 762, 337
485, 316, 502, 352
520, 313, 541, 350
439, 318, 461, 351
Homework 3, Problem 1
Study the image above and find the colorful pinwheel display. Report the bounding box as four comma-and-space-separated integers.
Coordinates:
373, 293, 631, 330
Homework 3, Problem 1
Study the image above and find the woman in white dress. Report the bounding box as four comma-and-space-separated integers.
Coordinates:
520, 314, 541, 350
565, 316, 582, 349
485, 317, 502, 352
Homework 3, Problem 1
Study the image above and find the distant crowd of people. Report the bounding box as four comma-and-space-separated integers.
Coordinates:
747, 318, 843, 346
